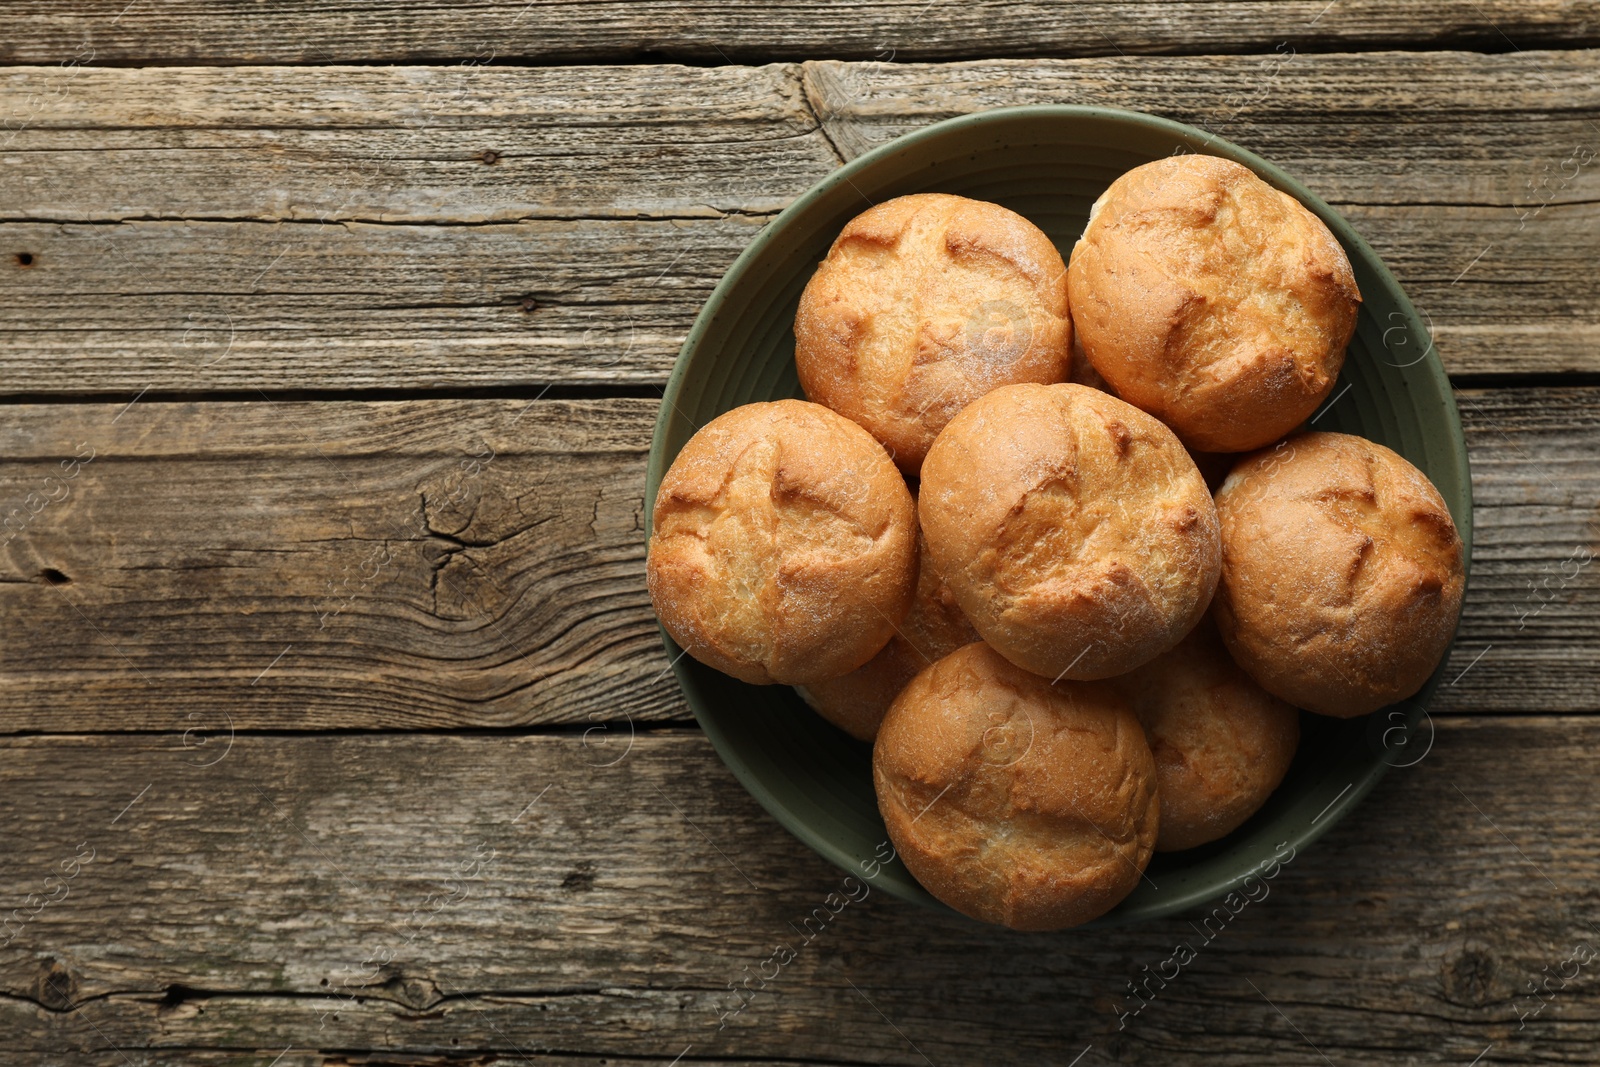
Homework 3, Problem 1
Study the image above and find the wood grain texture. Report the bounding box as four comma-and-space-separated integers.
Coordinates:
0, 1, 1595, 65
0, 64, 825, 221
0, 388, 1593, 731
0, 398, 670, 730
1, 720, 1598, 1065
2, 52, 1599, 392
0, 14, 1593, 1066
0, 217, 767, 393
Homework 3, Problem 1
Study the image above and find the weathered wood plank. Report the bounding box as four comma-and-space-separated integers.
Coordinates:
0, 388, 1593, 729
0, 719, 1598, 1065
0, 398, 668, 730
800, 53, 1600, 182
1, 53, 1598, 391
0, 64, 824, 221
9, 55, 1598, 221
0, 2, 1595, 65
1451, 387, 1600, 713
0, 217, 764, 392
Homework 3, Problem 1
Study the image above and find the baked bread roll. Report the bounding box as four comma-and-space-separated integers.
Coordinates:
798, 523, 978, 742
874, 642, 1158, 930
1213, 432, 1466, 717
794, 193, 1072, 476
1067, 154, 1360, 453
646, 400, 916, 686
1112, 618, 1300, 851
1067, 334, 1238, 494
919, 382, 1221, 681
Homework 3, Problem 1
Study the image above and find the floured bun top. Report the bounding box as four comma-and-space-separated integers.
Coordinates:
1213, 431, 1465, 717
647, 399, 917, 686
1067, 154, 1360, 453
795, 193, 1072, 475
874, 641, 1158, 930
919, 382, 1220, 681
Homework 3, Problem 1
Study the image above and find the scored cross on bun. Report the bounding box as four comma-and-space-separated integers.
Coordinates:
1068, 154, 1360, 453
918, 382, 1220, 681
1212, 432, 1466, 717
874, 642, 1159, 930
794, 193, 1072, 476
646, 400, 917, 686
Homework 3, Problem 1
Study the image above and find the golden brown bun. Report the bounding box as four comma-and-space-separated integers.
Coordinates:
1213, 432, 1466, 717
1112, 618, 1299, 851
798, 524, 978, 742
919, 383, 1221, 681
646, 400, 917, 686
874, 642, 1158, 930
1067, 154, 1360, 453
794, 193, 1072, 476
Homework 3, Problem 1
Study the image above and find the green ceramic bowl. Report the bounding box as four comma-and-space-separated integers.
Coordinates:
645, 106, 1473, 925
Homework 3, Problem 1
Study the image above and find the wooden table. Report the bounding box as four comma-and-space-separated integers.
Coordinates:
2, 4, 1598, 1064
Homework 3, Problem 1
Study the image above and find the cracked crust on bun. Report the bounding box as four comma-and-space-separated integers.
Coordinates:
646, 399, 917, 686
795, 193, 1072, 476
918, 383, 1221, 681
1067, 154, 1360, 453
874, 642, 1158, 930
1212, 431, 1466, 717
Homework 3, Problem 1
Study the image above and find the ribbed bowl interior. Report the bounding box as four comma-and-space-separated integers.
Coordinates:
645, 107, 1472, 925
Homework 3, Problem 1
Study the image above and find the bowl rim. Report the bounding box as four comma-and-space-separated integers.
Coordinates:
645, 103, 1474, 925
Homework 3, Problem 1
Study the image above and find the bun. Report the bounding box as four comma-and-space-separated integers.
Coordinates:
794, 193, 1071, 476
1067, 154, 1360, 452
646, 400, 916, 686
1213, 432, 1466, 717
918, 382, 1220, 681
874, 642, 1158, 930
798, 523, 978, 742
1112, 618, 1299, 851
